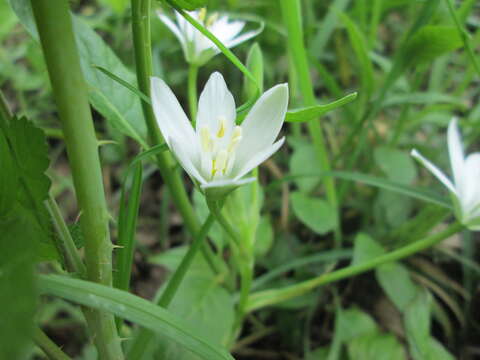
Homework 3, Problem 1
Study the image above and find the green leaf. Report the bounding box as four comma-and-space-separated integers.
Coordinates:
352, 233, 385, 266
374, 147, 417, 184
0, 130, 18, 217
376, 262, 419, 312
7, 0, 148, 147
404, 26, 463, 65
38, 274, 235, 360
0, 212, 38, 360
290, 192, 337, 235
254, 216, 273, 257
68, 223, 84, 249
336, 308, 378, 342
404, 290, 433, 360
347, 333, 407, 360
289, 143, 321, 193
285, 92, 357, 123
244, 42, 264, 100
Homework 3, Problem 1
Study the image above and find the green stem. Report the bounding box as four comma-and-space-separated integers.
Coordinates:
280, 0, 341, 243
444, 0, 480, 78
206, 198, 252, 341
246, 221, 464, 312
33, 327, 72, 360
188, 64, 199, 122
126, 214, 217, 358
131, 0, 216, 259
31, 2, 123, 359
45, 194, 86, 277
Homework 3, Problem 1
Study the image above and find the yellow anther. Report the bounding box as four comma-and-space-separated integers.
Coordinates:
206, 13, 219, 27
200, 126, 212, 152
215, 150, 228, 174
216, 118, 226, 138
198, 8, 207, 23
228, 126, 242, 152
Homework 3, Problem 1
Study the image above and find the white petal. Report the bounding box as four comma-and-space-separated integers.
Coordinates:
150, 77, 196, 147
158, 12, 185, 48
212, 19, 245, 43
196, 72, 236, 134
170, 137, 206, 185
201, 177, 255, 189
411, 149, 457, 195
224, 29, 261, 49
233, 137, 285, 180
235, 84, 289, 167
448, 117, 465, 187
458, 152, 480, 218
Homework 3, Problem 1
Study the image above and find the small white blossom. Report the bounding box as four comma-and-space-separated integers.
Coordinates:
151, 72, 288, 197
411, 118, 480, 230
158, 8, 260, 66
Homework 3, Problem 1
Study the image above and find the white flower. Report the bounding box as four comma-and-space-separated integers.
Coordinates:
158, 8, 260, 66
411, 118, 480, 230
151, 72, 288, 197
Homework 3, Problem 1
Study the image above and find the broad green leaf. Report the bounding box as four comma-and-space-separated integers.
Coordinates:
0, 212, 38, 359
285, 93, 357, 123
347, 333, 407, 360
352, 233, 385, 266
336, 308, 378, 342
290, 192, 337, 235
374, 147, 417, 184
8, 0, 148, 147
376, 262, 419, 312
38, 275, 235, 360
404, 26, 463, 65
289, 143, 321, 193
404, 290, 432, 360
375, 190, 414, 228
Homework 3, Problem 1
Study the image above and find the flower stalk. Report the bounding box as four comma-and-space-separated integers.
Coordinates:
30, 1, 123, 358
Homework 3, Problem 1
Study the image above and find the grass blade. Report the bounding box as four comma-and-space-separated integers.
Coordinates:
38, 275, 235, 360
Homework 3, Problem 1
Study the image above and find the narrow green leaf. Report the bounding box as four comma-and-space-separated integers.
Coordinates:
38, 275, 235, 360
285, 92, 358, 123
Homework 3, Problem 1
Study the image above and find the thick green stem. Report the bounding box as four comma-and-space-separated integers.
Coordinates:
131, 0, 199, 234
46, 194, 86, 277
280, 0, 341, 243
33, 327, 72, 360
246, 221, 464, 311
127, 214, 217, 358
31, 2, 123, 358
188, 64, 199, 122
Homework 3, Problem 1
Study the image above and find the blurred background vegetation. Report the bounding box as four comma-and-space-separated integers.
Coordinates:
1, 0, 480, 359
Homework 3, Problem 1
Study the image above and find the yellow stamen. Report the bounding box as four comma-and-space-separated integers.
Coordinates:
215, 150, 228, 174
198, 8, 207, 23
228, 126, 242, 152
200, 126, 212, 152
206, 13, 219, 27
216, 118, 226, 138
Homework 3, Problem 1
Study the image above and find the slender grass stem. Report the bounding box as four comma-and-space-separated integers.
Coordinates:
280, 0, 341, 243
30, 1, 123, 358
126, 214, 218, 358
188, 64, 199, 122
45, 194, 86, 278
246, 222, 464, 312
33, 327, 72, 360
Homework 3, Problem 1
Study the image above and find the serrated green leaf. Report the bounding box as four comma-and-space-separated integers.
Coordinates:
0, 211, 38, 359
0, 130, 18, 217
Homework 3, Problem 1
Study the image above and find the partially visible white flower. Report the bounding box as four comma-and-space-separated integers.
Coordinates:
158, 8, 260, 66
151, 72, 288, 198
411, 118, 480, 230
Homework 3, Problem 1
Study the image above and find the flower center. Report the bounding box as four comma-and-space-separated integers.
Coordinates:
197, 8, 219, 29
199, 117, 242, 180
